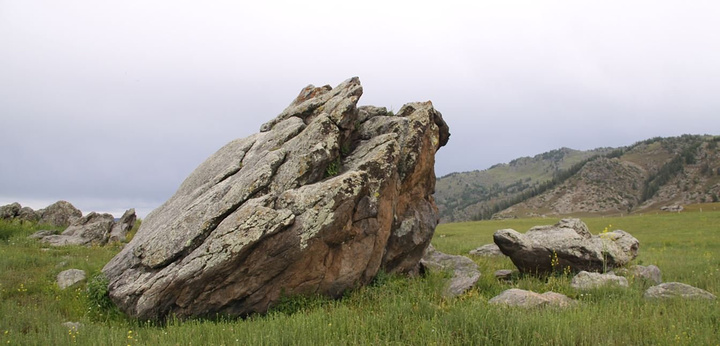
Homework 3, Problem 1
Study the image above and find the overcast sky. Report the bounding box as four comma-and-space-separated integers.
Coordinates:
2, 1, 720, 218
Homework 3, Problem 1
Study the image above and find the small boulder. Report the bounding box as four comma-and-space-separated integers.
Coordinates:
571, 271, 629, 290
38, 201, 82, 227
644, 282, 716, 300
469, 243, 503, 257
660, 205, 683, 212
29, 230, 57, 239
61, 322, 82, 330
108, 209, 137, 243
57, 269, 86, 289
615, 265, 662, 284
420, 245, 480, 297
489, 289, 575, 308
493, 218, 639, 275
494, 269, 514, 281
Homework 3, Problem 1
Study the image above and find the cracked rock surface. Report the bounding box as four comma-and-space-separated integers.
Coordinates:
103, 77, 450, 320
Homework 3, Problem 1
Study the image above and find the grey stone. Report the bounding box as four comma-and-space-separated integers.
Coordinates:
644, 282, 716, 300
17, 207, 40, 222
103, 77, 450, 320
57, 269, 86, 289
108, 209, 137, 243
494, 218, 639, 275
489, 289, 575, 308
0, 202, 21, 219
41, 212, 115, 246
61, 322, 82, 330
571, 271, 629, 290
469, 243, 503, 257
420, 245, 481, 297
494, 269, 514, 281
37, 201, 82, 227
615, 265, 662, 284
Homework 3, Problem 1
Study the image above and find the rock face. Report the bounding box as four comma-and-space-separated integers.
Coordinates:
38, 201, 82, 227
644, 282, 716, 300
493, 219, 639, 275
40, 212, 115, 246
420, 245, 480, 297
103, 77, 450, 320
57, 269, 86, 289
109, 209, 137, 242
570, 271, 629, 290
489, 289, 575, 308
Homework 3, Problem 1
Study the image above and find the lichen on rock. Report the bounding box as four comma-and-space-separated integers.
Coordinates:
103, 77, 450, 320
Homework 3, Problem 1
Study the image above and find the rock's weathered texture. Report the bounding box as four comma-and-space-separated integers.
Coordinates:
108, 209, 137, 243
103, 77, 450, 320
571, 271, 629, 290
469, 243, 503, 257
493, 219, 639, 275
38, 201, 82, 227
57, 269, 86, 289
41, 212, 115, 246
488, 289, 575, 308
17, 207, 40, 222
420, 245, 480, 297
615, 265, 662, 284
0, 202, 21, 219
644, 282, 716, 300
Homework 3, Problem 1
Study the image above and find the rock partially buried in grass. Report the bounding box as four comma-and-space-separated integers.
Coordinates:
489, 289, 575, 308
57, 269, 86, 290
469, 243, 503, 257
571, 271, 629, 290
644, 282, 716, 300
493, 218, 639, 275
420, 245, 480, 297
614, 264, 662, 284
103, 77, 450, 320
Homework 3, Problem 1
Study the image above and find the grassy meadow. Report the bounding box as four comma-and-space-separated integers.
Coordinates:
1, 204, 719, 345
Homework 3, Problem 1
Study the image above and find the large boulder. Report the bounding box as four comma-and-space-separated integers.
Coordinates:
37, 201, 82, 227
0, 202, 21, 219
493, 218, 639, 275
41, 212, 115, 246
108, 209, 137, 242
103, 77, 450, 320
420, 245, 480, 297
17, 207, 40, 223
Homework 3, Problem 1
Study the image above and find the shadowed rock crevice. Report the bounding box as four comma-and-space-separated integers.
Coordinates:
103, 77, 450, 320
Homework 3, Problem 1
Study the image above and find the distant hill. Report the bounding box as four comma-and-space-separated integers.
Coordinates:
436, 135, 720, 222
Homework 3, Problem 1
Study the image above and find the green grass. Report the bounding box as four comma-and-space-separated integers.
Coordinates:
1, 207, 719, 345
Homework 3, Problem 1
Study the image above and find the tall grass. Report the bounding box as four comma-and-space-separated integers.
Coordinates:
1, 205, 718, 345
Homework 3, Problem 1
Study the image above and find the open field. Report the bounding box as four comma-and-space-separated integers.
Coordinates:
1, 204, 719, 345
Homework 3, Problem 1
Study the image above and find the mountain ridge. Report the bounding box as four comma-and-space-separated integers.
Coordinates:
436, 134, 720, 223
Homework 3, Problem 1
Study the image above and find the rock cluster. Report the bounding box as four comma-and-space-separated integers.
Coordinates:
0, 201, 82, 227
34, 209, 136, 246
493, 218, 639, 274
103, 77, 450, 320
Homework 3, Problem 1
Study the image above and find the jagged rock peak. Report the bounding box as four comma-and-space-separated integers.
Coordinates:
103, 77, 450, 320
